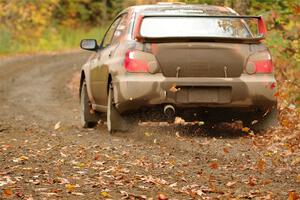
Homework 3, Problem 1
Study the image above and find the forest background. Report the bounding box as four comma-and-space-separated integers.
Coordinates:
0, 0, 299, 125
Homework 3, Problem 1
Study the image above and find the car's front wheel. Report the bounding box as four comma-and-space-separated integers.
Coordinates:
80, 81, 98, 128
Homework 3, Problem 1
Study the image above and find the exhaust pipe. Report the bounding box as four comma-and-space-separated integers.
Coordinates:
163, 105, 175, 118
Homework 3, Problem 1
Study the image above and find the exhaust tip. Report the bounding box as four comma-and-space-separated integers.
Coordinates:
164, 105, 175, 118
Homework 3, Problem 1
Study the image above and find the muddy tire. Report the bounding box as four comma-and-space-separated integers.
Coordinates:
252, 107, 279, 132
107, 84, 128, 133
80, 82, 98, 128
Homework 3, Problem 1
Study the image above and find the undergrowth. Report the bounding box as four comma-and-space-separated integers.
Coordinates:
0, 26, 105, 55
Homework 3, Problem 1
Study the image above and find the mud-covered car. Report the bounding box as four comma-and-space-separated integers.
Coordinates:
79, 3, 278, 132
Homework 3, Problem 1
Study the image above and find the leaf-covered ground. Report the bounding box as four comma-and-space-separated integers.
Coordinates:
0, 52, 299, 199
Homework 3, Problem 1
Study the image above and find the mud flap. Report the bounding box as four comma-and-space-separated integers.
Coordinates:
107, 85, 129, 133
252, 106, 279, 132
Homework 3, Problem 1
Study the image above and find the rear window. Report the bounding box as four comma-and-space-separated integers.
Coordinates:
140, 17, 252, 38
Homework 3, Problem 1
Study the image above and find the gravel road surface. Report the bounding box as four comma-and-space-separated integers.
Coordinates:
0, 51, 299, 199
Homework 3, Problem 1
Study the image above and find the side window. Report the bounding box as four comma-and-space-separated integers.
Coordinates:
111, 14, 128, 44
102, 17, 121, 48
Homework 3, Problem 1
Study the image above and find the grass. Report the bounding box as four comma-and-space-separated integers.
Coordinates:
0, 26, 106, 55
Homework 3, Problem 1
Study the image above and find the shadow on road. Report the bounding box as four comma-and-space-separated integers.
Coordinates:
105, 107, 256, 140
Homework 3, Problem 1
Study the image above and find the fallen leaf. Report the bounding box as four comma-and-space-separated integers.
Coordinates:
26, 195, 34, 200
291, 157, 300, 166
169, 182, 177, 188
224, 142, 232, 147
281, 119, 292, 128
158, 193, 168, 200
297, 174, 300, 183
264, 152, 273, 157
40, 192, 59, 197
3, 188, 13, 197
209, 162, 219, 169
19, 155, 29, 161
13, 156, 29, 163
262, 179, 273, 185
196, 189, 203, 196
60, 152, 67, 158
169, 84, 180, 93
65, 184, 76, 192
248, 131, 255, 136
158, 122, 169, 127
288, 104, 296, 109
72, 192, 84, 196
74, 163, 85, 168
242, 127, 250, 132
54, 122, 61, 130
200, 139, 210, 145
226, 181, 237, 188
15, 192, 25, 199
94, 154, 101, 160
120, 190, 129, 197
100, 191, 111, 198
144, 132, 152, 137
288, 191, 299, 200
251, 120, 258, 125
174, 117, 185, 125
138, 122, 156, 127
263, 193, 273, 200
141, 175, 168, 185
223, 148, 229, 154
247, 177, 256, 186
198, 121, 205, 126
34, 188, 48, 192
256, 159, 266, 172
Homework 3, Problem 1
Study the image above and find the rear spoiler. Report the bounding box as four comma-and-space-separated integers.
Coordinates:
134, 15, 267, 43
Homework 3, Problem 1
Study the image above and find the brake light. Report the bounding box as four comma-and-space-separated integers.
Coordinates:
124, 50, 160, 73
124, 50, 149, 72
254, 60, 273, 73
245, 51, 273, 74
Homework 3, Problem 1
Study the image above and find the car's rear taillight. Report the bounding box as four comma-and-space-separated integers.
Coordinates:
245, 51, 273, 74
124, 50, 159, 73
124, 50, 149, 72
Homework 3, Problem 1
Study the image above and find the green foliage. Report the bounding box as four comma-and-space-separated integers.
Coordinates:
0, 27, 16, 54
53, 0, 107, 27
0, 0, 112, 54
0, 0, 59, 41
0, 26, 105, 54
252, 1, 300, 107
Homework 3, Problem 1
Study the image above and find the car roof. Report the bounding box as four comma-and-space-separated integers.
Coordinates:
128, 4, 237, 16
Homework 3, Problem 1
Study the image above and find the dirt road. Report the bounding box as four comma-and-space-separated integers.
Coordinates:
0, 51, 299, 199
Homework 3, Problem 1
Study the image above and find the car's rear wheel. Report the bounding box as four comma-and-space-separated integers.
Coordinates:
107, 84, 128, 133
80, 81, 98, 128
252, 107, 279, 132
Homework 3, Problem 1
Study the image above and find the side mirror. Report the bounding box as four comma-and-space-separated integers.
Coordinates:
80, 39, 98, 51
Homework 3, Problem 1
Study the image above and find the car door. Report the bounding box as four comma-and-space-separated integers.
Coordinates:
89, 14, 128, 109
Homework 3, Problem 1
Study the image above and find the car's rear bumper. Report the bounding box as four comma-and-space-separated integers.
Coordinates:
113, 73, 277, 113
